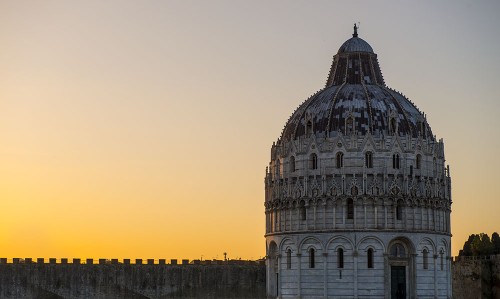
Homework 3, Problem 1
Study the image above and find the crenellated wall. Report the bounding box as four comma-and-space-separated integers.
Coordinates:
452, 255, 500, 299
0, 259, 266, 299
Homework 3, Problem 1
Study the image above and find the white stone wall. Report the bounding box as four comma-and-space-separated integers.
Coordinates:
267, 232, 451, 298
265, 133, 452, 298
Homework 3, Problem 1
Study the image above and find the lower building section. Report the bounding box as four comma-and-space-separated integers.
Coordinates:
266, 231, 451, 299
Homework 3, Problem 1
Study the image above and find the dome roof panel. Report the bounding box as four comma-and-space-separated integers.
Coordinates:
337, 37, 374, 53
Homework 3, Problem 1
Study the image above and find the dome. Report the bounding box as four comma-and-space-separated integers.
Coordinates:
265, 26, 452, 299
337, 37, 374, 53
280, 27, 432, 142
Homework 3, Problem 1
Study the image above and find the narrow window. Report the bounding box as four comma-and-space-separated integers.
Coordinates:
300, 201, 306, 221
365, 151, 373, 168
416, 154, 421, 169
306, 121, 313, 137
290, 156, 296, 172
396, 201, 403, 220
310, 153, 318, 170
287, 249, 292, 269
309, 248, 315, 268
423, 249, 429, 269
393, 154, 400, 169
347, 198, 354, 219
410, 165, 413, 176
346, 117, 354, 135
337, 248, 344, 268
367, 248, 374, 268
336, 152, 343, 168
390, 118, 397, 135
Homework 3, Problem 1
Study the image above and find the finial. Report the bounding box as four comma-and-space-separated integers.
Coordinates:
353, 23, 359, 38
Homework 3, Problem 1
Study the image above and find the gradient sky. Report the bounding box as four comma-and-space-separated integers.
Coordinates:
1, 1, 499, 260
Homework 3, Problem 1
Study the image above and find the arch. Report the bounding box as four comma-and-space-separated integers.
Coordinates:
326, 235, 355, 251
279, 237, 297, 252
417, 237, 437, 253
386, 236, 416, 255
356, 236, 385, 252
310, 153, 318, 170
416, 154, 422, 169
298, 236, 324, 252
268, 240, 278, 256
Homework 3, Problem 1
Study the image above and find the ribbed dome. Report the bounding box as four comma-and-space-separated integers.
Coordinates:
280, 29, 432, 142
338, 37, 374, 53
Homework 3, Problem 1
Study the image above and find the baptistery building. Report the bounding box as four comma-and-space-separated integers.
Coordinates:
264, 26, 452, 299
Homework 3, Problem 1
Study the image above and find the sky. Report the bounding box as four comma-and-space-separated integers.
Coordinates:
1, 0, 499, 260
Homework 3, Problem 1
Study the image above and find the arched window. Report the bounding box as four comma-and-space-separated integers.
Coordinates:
367, 248, 374, 268
310, 153, 318, 170
299, 201, 306, 221
423, 249, 429, 269
410, 165, 413, 176
337, 248, 344, 268
365, 151, 373, 168
396, 200, 403, 220
286, 249, 292, 269
346, 117, 354, 135
290, 156, 296, 172
306, 121, 313, 137
390, 243, 406, 258
336, 152, 343, 168
347, 198, 354, 219
309, 248, 315, 268
416, 154, 421, 169
390, 117, 397, 135
393, 154, 400, 169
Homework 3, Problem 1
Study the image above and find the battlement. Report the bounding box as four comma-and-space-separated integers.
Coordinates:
0, 257, 264, 266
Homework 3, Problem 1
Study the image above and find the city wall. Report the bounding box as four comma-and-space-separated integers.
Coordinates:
0, 259, 266, 299
1, 255, 500, 298
452, 254, 500, 299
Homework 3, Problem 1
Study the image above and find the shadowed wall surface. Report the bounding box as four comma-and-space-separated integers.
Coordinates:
0, 262, 266, 299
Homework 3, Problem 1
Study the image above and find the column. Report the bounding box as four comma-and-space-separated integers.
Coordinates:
354, 250, 358, 298
333, 203, 336, 229
433, 254, 438, 297
297, 253, 302, 297
323, 252, 328, 298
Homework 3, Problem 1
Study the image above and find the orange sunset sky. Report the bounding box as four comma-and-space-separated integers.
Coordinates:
1, 1, 499, 260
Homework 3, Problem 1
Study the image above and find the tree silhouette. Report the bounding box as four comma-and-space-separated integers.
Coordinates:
459, 232, 499, 256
